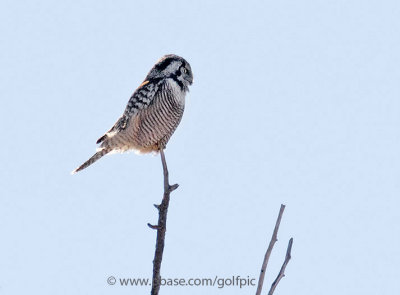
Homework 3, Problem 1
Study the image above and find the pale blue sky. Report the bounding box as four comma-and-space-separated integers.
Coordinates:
1, 1, 399, 294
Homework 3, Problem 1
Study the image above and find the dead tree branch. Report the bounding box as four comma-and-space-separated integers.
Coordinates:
256, 204, 293, 295
147, 149, 178, 295
268, 238, 293, 295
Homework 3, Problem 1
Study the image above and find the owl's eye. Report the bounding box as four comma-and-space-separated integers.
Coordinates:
182, 68, 188, 74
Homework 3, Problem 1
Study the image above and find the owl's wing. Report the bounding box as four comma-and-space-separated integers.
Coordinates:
96, 79, 162, 144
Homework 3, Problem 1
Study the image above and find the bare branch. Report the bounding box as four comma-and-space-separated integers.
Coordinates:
150, 149, 178, 295
255, 204, 286, 295
268, 238, 293, 295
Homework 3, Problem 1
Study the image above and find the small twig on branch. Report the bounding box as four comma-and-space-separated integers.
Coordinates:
268, 238, 293, 295
148, 149, 178, 295
255, 204, 286, 295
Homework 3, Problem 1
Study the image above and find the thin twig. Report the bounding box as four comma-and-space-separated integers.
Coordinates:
268, 238, 293, 295
255, 204, 286, 295
148, 149, 178, 295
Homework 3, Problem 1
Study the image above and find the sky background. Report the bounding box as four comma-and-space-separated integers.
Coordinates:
1, 0, 399, 294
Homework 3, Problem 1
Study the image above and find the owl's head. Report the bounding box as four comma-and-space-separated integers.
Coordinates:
147, 54, 193, 91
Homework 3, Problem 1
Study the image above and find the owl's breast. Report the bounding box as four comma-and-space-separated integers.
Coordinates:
124, 82, 185, 150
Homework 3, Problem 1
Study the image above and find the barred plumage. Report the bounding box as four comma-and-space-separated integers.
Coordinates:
72, 54, 193, 174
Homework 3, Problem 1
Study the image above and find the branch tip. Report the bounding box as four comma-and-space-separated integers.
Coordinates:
255, 205, 288, 295
169, 184, 179, 191
147, 223, 160, 230
267, 238, 293, 295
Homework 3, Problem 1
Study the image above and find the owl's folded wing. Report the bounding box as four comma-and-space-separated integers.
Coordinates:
96, 78, 163, 144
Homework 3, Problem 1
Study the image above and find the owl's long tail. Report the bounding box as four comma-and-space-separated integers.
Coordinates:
71, 148, 112, 174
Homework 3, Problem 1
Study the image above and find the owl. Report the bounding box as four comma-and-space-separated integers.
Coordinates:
72, 54, 193, 174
